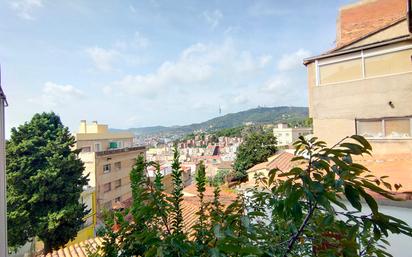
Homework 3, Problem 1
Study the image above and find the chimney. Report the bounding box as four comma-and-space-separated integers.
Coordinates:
336, 0, 407, 48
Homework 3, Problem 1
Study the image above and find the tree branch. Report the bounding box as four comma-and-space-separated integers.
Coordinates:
283, 202, 316, 257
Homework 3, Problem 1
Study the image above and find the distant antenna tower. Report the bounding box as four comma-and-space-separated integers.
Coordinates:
219, 105, 222, 116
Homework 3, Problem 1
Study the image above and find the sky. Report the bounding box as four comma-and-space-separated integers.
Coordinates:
0, 0, 355, 136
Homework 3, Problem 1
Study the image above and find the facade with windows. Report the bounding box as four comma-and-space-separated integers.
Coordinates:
273, 123, 312, 146
304, 0, 412, 190
75, 120, 146, 213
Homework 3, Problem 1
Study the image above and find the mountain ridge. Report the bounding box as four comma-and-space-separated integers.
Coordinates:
113, 106, 309, 136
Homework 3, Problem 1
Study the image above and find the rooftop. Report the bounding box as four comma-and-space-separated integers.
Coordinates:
95, 146, 146, 156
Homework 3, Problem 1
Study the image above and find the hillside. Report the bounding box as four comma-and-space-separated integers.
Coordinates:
116, 106, 309, 136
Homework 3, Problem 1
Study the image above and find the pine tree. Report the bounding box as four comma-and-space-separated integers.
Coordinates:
6, 112, 88, 253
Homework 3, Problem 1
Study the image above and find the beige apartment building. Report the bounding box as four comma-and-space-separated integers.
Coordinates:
75, 120, 146, 212
273, 123, 312, 146
304, 0, 412, 190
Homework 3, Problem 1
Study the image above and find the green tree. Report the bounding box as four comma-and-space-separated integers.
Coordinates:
233, 131, 277, 180
6, 112, 89, 253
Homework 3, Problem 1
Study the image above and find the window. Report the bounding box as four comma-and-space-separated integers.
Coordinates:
364, 48, 412, 77
385, 119, 411, 138
114, 161, 121, 171
357, 117, 411, 139
114, 197, 121, 202
109, 141, 118, 149
94, 143, 101, 152
317, 43, 412, 85
319, 58, 363, 84
109, 141, 123, 149
357, 120, 383, 138
103, 182, 111, 192
103, 164, 111, 174
114, 179, 121, 189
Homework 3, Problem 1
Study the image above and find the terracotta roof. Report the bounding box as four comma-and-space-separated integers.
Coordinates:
266, 152, 296, 172
183, 184, 237, 207
45, 238, 103, 257
247, 161, 269, 172
247, 151, 297, 173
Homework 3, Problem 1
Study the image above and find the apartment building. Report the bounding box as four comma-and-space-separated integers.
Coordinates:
304, 0, 412, 189
273, 123, 312, 146
75, 121, 146, 212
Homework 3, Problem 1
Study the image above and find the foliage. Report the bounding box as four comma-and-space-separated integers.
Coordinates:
210, 169, 231, 186
288, 117, 313, 128
212, 126, 244, 138
92, 135, 412, 257
233, 131, 277, 180
6, 112, 89, 253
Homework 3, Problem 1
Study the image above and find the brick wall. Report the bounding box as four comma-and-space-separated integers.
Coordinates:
337, 0, 407, 47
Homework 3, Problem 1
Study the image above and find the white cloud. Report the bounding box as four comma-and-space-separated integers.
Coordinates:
262, 75, 291, 92
234, 52, 272, 72
203, 9, 223, 29
86, 47, 119, 71
34, 82, 84, 107
277, 49, 311, 71
112, 40, 270, 98
233, 94, 249, 105
9, 0, 43, 20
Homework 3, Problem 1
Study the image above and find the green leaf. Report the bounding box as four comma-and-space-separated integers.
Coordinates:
360, 189, 378, 214
350, 135, 372, 150
344, 184, 362, 211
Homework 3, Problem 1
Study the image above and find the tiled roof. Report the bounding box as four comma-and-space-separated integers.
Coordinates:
266, 152, 296, 172
183, 184, 237, 207
45, 238, 103, 257
247, 151, 297, 173
247, 161, 269, 172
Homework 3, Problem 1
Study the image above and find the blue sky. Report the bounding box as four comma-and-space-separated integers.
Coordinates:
1, 0, 354, 135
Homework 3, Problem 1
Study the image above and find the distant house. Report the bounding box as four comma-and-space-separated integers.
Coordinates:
304, 0, 412, 191
273, 123, 312, 146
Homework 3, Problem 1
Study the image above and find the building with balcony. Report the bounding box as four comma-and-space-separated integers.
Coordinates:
304, 0, 412, 190
75, 121, 146, 212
